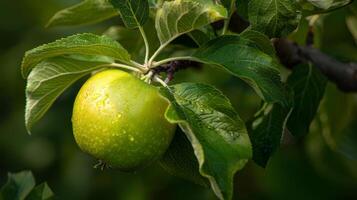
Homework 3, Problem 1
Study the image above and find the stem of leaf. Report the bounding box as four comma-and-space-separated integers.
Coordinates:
110, 63, 142, 73
153, 75, 168, 88
152, 56, 201, 68
222, 18, 230, 35
148, 43, 167, 67
130, 60, 145, 69
138, 26, 150, 65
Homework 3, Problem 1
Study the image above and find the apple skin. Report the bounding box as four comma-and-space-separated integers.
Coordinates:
72, 69, 176, 171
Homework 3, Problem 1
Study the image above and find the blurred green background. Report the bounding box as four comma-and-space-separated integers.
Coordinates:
1, 0, 357, 199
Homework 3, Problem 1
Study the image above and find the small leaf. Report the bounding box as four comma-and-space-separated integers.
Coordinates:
109, 0, 149, 28
25, 57, 110, 133
46, 0, 118, 28
0, 171, 35, 200
286, 64, 327, 137
25, 183, 54, 200
160, 83, 252, 200
193, 35, 289, 106
248, 0, 301, 38
155, 0, 227, 45
160, 128, 208, 186
21, 33, 130, 77
248, 102, 292, 167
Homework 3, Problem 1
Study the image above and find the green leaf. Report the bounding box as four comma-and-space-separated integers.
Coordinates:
193, 35, 288, 106
109, 0, 149, 28
248, 103, 292, 167
46, 0, 118, 28
25, 183, 54, 200
21, 33, 130, 77
308, 0, 351, 9
155, 0, 227, 45
160, 128, 208, 186
0, 171, 35, 200
25, 57, 109, 133
240, 30, 276, 57
248, 0, 301, 38
286, 64, 327, 137
160, 83, 252, 200
188, 26, 216, 46
298, 0, 352, 15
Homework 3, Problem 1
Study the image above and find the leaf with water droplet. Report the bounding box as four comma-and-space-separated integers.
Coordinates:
159, 83, 252, 200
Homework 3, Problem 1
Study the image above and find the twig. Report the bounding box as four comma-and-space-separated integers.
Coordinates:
273, 38, 357, 92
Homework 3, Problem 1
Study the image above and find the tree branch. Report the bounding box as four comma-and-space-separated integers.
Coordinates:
273, 38, 357, 92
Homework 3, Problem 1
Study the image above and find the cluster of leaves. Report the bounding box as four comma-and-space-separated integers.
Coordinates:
0, 171, 54, 200
21, 0, 355, 199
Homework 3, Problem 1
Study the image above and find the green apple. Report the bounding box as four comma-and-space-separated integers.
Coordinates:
72, 69, 175, 171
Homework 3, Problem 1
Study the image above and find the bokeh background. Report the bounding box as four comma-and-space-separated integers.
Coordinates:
1, 0, 357, 199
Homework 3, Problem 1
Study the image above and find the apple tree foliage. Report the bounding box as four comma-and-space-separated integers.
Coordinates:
20, 0, 356, 199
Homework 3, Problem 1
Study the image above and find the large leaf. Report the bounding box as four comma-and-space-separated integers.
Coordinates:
25, 183, 54, 200
21, 33, 130, 77
25, 57, 110, 133
248, 103, 292, 167
155, 0, 227, 45
286, 64, 327, 137
0, 171, 35, 200
248, 0, 301, 38
109, 0, 149, 28
160, 83, 252, 200
193, 35, 289, 106
46, 0, 118, 28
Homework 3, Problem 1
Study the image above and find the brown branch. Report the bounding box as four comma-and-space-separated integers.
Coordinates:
273, 38, 357, 92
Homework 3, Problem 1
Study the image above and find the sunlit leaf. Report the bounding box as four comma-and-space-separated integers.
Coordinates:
21, 33, 130, 77
155, 0, 227, 45
160, 83, 252, 200
25, 57, 110, 133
